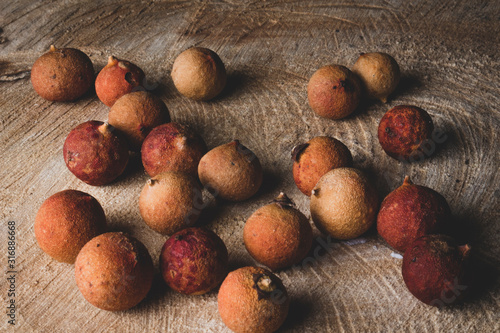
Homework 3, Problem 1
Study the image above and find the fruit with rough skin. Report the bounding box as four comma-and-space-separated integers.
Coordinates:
95, 56, 145, 106
310, 167, 378, 240
244, 192, 313, 271
108, 91, 170, 150
139, 172, 201, 235
352, 52, 400, 103
292, 136, 353, 196
142, 122, 207, 177
75, 232, 154, 311
160, 227, 228, 295
34, 190, 106, 264
378, 105, 434, 162
63, 121, 129, 186
172, 47, 226, 101
377, 176, 451, 252
402, 234, 471, 307
31, 45, 94, 101
198, 140, 263, 201
218, 266, 290, 333
307, 65, 362, 119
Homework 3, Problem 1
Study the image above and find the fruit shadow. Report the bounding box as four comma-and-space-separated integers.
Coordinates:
392, 73, 422, 99
279, 296, 314, 330
131, 270, 170, 312
213, 70, 251, 101
114, 152, 146, 184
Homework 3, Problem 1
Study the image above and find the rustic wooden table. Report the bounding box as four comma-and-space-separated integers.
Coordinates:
1, 1, 499, 332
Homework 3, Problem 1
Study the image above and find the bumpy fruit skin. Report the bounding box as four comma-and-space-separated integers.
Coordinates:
244, 193, 313, 271
377, 176, 450, 252
292, 136, 353, 196
218, 266, 290, 333
139, 172, 201, 235
307, 65, 362, 119
171, 47, 226, 101
198, 140, 263, 201
402, 235, 471, 307
31, 45, 94, 101
310, 167, 378, 240
75, 232, 154, 311
160, 227, 228, 295
34, 190, 106, 264
95, 56, 145, 106
378, 105, 434, 162
108, 91, 170, 150
352, 52, 400, 103
141, 122, 207, 178
63, 121, 129, 186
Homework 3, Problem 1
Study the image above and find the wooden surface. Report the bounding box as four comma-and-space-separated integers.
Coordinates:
1, 0, 499, 332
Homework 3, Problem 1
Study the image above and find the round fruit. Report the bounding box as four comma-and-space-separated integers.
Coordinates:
292, 136, 353, 196
378, 105, 434, 162
377, 176, 451, 252
34, 190, 106, 264
108, 91, 170, 150
402, 235, 471, 307
139, 172, 201, 235
31, 45, 94, 101
95, 56, 145, 107
75, 232, 154, 311
63, 121, 129, 186
171, 47, 226, 101
141, 122, 207, 178
160, 227, 228, 295
352, 52, 400, 103
310, 167, 378, 240
244, 192, 313, 271
307, 64, 362, 119
218, 266, 290, 333
198, 140, 263, 201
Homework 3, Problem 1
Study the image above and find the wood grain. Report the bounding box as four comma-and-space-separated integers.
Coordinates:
1, 1, 499, 332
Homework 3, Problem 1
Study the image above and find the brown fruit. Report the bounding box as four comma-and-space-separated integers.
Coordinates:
95, 56, 145, 106
218, 266, 290, 333
34, 190, 106, 264
63, 121, 129, 186
139, 172, 201, 235
378, 105, 434, 162
307, 64, 362, 119
160, 227, 228, 295
352, 52, 400, 103
244, 193, 313, 271
75, 232, 154, 311
198, 140, 263, 201
171, 47, 226, 101
292, 136, 353, 196
402, 235, 471, 307
31, 45, 94, 101
141, 122, 207, 178
377, 176, 451, 252
310, 167, 378, 240
108, 91, 170, 150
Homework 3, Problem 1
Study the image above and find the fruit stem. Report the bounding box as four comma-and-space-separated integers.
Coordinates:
291, 143, 309, 162
49, 45, 57, 52
256, 275, 276, 293
107, 56, 119, 67
403, 175, 413, 185
97, 122, 110, 135
273, 192, 294, 208
459, 244, 471, 259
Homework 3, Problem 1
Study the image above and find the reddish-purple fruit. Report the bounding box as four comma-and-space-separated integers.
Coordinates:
402, 235, 471, 307
378, 105, 434, 162
377, 176, 450, 252
160, 227, 228, 295
218, 266, 290, 333
142, 122, 207, 178
108, 91, 170, 150
95, 56, 145, 106
31, 45, 94, 101
63, 121, 129, 186
244, 193, 313, 271
34, 190, 106, 264
307, 65, 362, 119
292, 136, 353, 196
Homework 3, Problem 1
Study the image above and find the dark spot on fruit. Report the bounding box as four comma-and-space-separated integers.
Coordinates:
231, 161, 235, 166
411, 257, 416, 262
96, 244, 100, 247
52, 74, 56, 79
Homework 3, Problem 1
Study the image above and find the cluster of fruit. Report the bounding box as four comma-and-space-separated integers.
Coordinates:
31, 44, 470, 333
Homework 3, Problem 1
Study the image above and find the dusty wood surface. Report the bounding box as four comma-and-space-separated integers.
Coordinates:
1, 0, 499, 332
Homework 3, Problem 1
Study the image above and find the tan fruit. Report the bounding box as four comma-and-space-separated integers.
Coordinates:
310, 167, 378, 240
